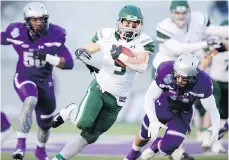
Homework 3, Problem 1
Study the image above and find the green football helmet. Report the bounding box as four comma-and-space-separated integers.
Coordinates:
170, 0, 190, 28
116, 5, 144, 40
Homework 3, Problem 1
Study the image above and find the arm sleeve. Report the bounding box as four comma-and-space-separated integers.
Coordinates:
200, 94, 220, 131
163, 38, 207, 55
56, 33, 74, 69
1, 23, 16, 45
125, 55, 149, 73
56, 44, 74, 69
144, 81, 163, 122
205, 26, 229, 38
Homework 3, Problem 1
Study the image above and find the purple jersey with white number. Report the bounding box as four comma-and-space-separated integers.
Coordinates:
1, 22, 72, 79
155, 61, 213, 111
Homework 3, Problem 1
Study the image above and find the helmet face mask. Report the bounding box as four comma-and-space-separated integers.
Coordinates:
23, 2, 49, 37
116, 5, 143, 40
171, 10, 190, 28
173, 53, 199, 88
170, 0, 190, 28
117, 18, 142, 40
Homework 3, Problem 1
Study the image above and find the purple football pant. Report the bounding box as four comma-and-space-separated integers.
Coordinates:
14, 73, 56, 130
140, 104, 193, 155
1, 112, 11, 132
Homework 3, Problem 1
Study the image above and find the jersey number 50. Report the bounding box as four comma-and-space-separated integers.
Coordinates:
23, 52, 46, 68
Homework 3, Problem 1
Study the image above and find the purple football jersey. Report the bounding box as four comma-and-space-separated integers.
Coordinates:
155, 61, 213, 111
1, 22, 72, 79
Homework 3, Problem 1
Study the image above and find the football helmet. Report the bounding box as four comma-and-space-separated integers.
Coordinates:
116, 5, 144, 40
23, 2, 49, 37
170, 0, 190, 28
173, 53, 199, 88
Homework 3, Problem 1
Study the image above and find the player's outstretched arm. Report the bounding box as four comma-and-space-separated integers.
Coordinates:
200, 95, 220, 143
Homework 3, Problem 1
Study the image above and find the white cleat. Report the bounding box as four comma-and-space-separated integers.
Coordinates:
59, 103, 78, 121
1, 126, 13, 144
141, 148, 156, 160
211, 141, 226, 153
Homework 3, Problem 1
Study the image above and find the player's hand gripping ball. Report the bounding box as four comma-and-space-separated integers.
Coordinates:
110, 45, 134, 67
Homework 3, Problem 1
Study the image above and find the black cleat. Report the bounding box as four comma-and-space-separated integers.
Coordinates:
12, 150, 24, 160
51, 113, 64, 128
181, 152, 194, 160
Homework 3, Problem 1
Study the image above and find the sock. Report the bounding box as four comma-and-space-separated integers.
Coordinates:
132, 142, 142, 151
150, 137, 162, 153
52, 154, 67, 160
59, 136, 88, 159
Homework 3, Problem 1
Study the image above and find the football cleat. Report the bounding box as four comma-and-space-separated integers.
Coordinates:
124, 149, 141, 160
12, 138, 26, 160
141, 148, 156, 160
51, 113, 64, 128
35, 146, 50, 160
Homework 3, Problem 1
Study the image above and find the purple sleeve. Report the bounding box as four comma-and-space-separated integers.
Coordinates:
1, 23, 17, 45
57, 44, 74, 69
55, 31, 74, 69
155, 61, 173, 88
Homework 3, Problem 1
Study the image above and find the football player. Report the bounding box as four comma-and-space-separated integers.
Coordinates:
50, 5, 154, 160
1, 2, 74, 160
140, 53, 220, 160
197, 19, 228, 153
125, 0, 220, 159
1, 112, 13, 144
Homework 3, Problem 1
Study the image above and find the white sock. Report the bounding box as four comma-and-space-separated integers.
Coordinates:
60, 136, 88, 159
17, 132, 27, 138
60, 103, 78, 123
132, 142, 142, 151
37, 141, 45, 147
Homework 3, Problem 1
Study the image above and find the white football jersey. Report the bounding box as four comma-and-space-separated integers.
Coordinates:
153, 11, 209, 68
209, 51, 228, 82
93, 28, 154, 97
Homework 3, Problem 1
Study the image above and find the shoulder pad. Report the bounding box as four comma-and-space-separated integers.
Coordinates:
193, 70, 213, 98
191, 11, 210, 27
49, 23, 66, 37
97, 28, 115, 40
138, 32, 153, 46
156, 18, 177, 38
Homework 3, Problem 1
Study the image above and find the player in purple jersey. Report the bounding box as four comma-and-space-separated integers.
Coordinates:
1, 112, 13, 144
1, 2, 74, 160
124, 53, 220, 160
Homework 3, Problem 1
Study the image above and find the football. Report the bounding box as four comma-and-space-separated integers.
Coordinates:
115, 46, 135, 67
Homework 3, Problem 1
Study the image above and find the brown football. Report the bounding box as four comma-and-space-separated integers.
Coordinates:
115, 46, 135, 67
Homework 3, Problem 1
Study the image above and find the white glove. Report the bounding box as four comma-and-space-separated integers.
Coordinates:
148, 120, 168, 140
208, 127, 219, 144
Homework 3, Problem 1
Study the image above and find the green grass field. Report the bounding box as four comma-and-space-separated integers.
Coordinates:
1, 152, 228, 160
2, 120, 228, 160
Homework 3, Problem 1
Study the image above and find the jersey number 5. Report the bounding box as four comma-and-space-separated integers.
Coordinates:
23, 52, 46, 68
114, 61, 126, 75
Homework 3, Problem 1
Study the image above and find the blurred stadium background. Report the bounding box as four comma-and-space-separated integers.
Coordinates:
1, 1, 228, 160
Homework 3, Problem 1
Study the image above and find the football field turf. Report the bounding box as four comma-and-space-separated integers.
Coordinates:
1, 121, 228, 160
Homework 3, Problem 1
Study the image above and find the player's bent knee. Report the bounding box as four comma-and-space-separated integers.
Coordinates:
81, 131, 100, 144
76, 119, 94, 130
37, 116, 54, 130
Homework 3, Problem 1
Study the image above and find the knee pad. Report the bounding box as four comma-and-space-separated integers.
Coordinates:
159, 130, 185, 155
81, 130, 100, 144
77, 119, 94, 130
37, 116, 53, 130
